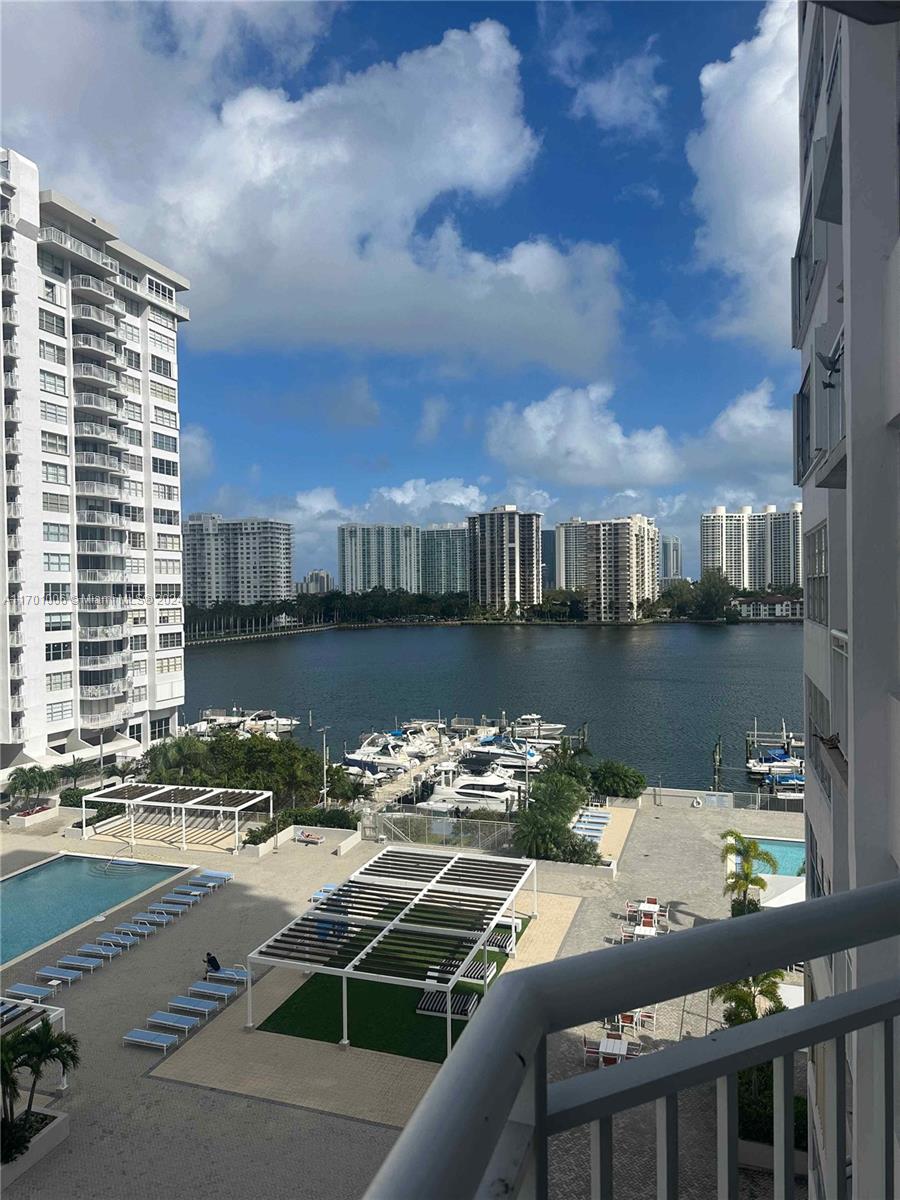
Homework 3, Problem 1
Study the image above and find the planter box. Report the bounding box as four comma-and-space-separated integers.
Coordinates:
1, 1108, 70, 1187
238, 839, 272, 859
9, 806, 58, 829
61, 823, 94, 839
333, 829, 362, 856
738, 1137, 808, 1176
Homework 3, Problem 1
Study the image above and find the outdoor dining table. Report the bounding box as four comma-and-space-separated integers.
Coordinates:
639, 902, 660, 915
598, 1038, 628, 1058
633, 923, 658, 938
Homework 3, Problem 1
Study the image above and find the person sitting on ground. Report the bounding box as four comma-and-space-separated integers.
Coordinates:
204, 951, 222, 976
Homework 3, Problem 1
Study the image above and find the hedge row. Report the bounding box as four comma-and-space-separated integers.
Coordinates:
243, 806, 359, 845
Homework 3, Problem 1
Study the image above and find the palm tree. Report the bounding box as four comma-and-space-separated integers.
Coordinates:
27, 767, 57, 805
720, 829, 778, 914
5, 767, 35, 810
1, 1029, 28, 1124
62, 756, 95, 792
513, 806, 566, 860
710, 970, 786, 1027
19, 1019, 81, 1114
104, 759, 129, 786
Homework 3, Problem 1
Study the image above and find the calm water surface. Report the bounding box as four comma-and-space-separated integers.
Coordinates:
185, 624, 802, 791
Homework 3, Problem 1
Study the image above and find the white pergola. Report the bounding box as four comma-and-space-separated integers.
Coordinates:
246, 846, 538, 1058
83, 783, 273, 852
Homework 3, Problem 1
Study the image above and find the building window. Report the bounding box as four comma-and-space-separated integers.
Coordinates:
131, 634, 148, 651
152, 483, 179, 500
44, 582, 71, 602
125, 348, 141, 370
148, 328, 175, 355
42, 462, 68, 485
153, 406, 177, 429
43, 522, 69, 542
120, 267, 140, 288
158, 607, 181, 624
42, 280, 61, 305
149, 380, 176, 405
40, 399, 67, 424
128, 531, 146, 550
150, 355, 172, 378
153, 507, 180, 526
45, 612, 72, 631
158, 631, 182, 648
42, 491, 69, 513
124, 505, 145, 523
156, 534, 180, 551
38, 250, 65, 278
125, 557, 145, 575
122, 426, 142, 446
122, 481, 144, 501
795, 371, 811, 483
148, 305, 176, 330
39, 340, 66, 365
157, 655, 183, 674
40, 370, 67, 397
147, 278, 174, 304
154, 557, 180, 575
133, 659, 147, 678
46, 670, 73, 692
45, 641, 72, 661
121, 374, 141, 395
122, 452, 143, 472
39, 309, 65, 336
155, 583, 181, 599
152, 456, 178, 477
43, 552, 70, 571
805, 523, 828, 625
149, 716, 171, 741
122, 322, 140, 343
47, 700, 74, 723
128, 722, 143, 741
807, 678, 833, 802
41, 430, 68, 455
124, 297, 142, 317
129, 609, 147, 625
132, 685, 148, 703
123, 400, 142, 421
152, 431, 177, 453
125, 583, 146, 599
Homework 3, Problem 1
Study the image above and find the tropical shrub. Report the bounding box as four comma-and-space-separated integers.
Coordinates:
589, 759, 647, 800
243, 806, 359, 845
720, 829, 778, 914
1, 1019, 80, 1163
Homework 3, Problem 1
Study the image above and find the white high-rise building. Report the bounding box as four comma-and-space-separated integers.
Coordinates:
659, 534, 683, 586
183, 513, 293, 607
1, 148, 188, 776
699, 503, 803, 590
420, 524, 468, 594
584, 514, 659, 623
467, 505, 541, 611
337, 524, 421, 594
555, 517, 588, 591
297, 569, 335, 595
792, 5, 900, 1196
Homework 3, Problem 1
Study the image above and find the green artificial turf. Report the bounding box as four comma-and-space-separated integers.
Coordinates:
259, 919, 529, 1063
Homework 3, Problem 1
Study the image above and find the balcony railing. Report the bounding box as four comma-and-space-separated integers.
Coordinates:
3, 371, 19, 390
77, 569, 126, 584
71, 303, 116, 328
78, 623, 126, 641
74, 481, 122, 499
73, 362, 117, 385
2, 306, 19, 326
72, 333, 116, 357
79, 650, 131, 670
76, 509, 126, 528
4, 405, 21, 422
74, 451, 124, 472
3, 338, 18, 357
115, 272, 190, 320
4, 437, 20, 455
71, 274, 115, 300
79, 681, 129, 699
76, 540, 126, 555
1, 273, 17, 292
1, 240, 17, 261
367, 879, 900, 1200
38, 227, 118, 272
74, 422, 118, 441
80, 705, 131, 728
74, 391, 119, 415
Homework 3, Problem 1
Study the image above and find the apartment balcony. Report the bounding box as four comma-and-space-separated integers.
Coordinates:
8, 661, 23, 679
1, 272, 17, 294
368, 880, 900, 1200
74, 421, 119, 442
71, 274, 115, 302
6, 502, 22, 517
79, 650, 132, 670
79, 680, 128, 700
0, 212, 16, 229
80, 704, 132, 729
74, 480, 122, 500
78, 623, 126, 641
4, 437, 20, 455
114, 272, 190, 321
73, 390, 120, 416
73, 362, 117, 386
2, 306, 18, 327
5, 470, 22, 487
74, 451, 125, 474
38, 227, 119, 274
71, 303, 116, 333
76, 508, 126, 528
3, 338, 18, 358
4, 404, 21, 423
9, 690, 25, 711
106, 322, 127, 345
3, 371, 19, 391
0, 239, 17, 263
6, 535, 21, 551
6, 566, 22, 583
77, 569, 126, 584
8, 629, 23, 646
72, 333, 117, 359
76, 540, 126, 555
77, 594, 128, 612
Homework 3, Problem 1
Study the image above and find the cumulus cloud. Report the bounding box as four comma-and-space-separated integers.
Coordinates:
371, 478, 486, 519
617, 181, 664, 208
571, 43, 669, 138
416, 396, 449, 444
180, 425, 214, 480
686, 0, 799, 355
2, 8, 622, 376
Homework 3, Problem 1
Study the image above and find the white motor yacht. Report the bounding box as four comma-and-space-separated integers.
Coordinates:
344, 733, 413, 774
747, 748, 804, 776
418, 770, 522, 814
510, 713, 566, 739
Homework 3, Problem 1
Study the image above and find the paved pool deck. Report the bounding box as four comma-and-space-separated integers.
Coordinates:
1, 803, 805, 1200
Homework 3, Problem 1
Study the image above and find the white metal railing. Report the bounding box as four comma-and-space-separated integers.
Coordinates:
76, 540, 125, 555
71, 303, 115, 326
78, 624, 127, 640
75, 451, 123, 471
4, 405, 21, 422
74, 422, 117, 440
0, 212, 15, 228
3, 371, 19, 389
73, 362, 116, 384
3, 338, 18, 356
79, 651, 131, 669
72, 333, 116, 355
366, 880, 900, 1200
76, 509, 126, 527
77, 569, 125, 583
80, 681, 128, 699
1, 240, 17, 260
1, 273, 17, 291
38, 227, 118, 272
5, 437, 20, 454
2, 306, 19, 325
5, 470, 22, 486
6, 502, 22, 517
74, 481, 122, 498
74, 391, 119, 413
115, 272, 190, 319
71, 274, 115, 298
80, 706, 130, 728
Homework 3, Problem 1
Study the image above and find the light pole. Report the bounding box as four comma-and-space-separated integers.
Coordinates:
318, 726, 331, 809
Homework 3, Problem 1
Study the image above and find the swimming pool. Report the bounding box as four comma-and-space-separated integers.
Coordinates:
1, 854, 183, 964
751, 838, 806, 877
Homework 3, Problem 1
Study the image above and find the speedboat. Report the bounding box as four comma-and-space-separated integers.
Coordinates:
747, 747, 804, 776
344, 733, 413, 774
767, 773, 805, 802
424, 770, 523, 813
510, 713, 566, 739
474, 735, 543, 767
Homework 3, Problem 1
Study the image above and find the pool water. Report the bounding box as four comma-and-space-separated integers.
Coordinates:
1, 854, 182, 964
751, 838, 806, 877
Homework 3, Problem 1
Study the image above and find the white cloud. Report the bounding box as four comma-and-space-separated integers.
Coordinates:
686, 0, 799, 355
617, 181, 664, 208
180, 425, 214, 480
2, 9, 622, 377
371, 478, 486, 519
416, 396, 449, 444
572, 44, 669, 138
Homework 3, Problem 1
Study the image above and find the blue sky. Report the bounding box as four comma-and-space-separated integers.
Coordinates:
3, 1, 801, 576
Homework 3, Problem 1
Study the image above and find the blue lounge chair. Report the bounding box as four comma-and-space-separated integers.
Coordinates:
98, 932, 139, 950
174, 884, 213, 898
207, 967, 249, 985
58, 955, 102, 972
78, 943, 122, 960
195, 869, 233, 884
168, 995, 218, 1019
122, 1028, 179, 1055
188, 980, 237, 1003
134, 911, 173, 926
189, 875, 222, 890
147, 1011, 199, 1036
116, 922, 155, 937
7, 983, 56, 1002
36, 966, 81, 986
159, 892, 198, 906
148, 904, 184, 917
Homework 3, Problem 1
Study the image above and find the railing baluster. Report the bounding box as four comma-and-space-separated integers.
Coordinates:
656, 1094, 678, 1200
824, 1035, 848, 1200
716, 1074, 738, 1199
773, 1053, 795, 1200
590, 1116, 613, 1200
873, 1018, 894, 1200
533, 1035, 548, 1200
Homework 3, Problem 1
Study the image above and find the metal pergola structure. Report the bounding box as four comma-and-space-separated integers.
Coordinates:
83, 783, 273, 852
246, 846, 538, 1057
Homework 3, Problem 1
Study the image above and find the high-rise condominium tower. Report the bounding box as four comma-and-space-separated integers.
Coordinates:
337, 524, 421, 593
467, 505, 541, 611
297, 569, 334, 595
420, 524, 468, 594
659, 534, 683, 585
699, 503, 803, 590
183, 513, 293, 607
791, 5, 899, 1195
1, 148, 188, 775
584, 515, 659, 623
540, 529, 556, 592
555, 517, 588, 591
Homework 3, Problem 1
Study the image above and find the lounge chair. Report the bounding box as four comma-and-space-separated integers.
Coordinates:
115, 922, 155, 938
206, 967, 249, 985
122, 1028, 179, 1055
189, 876, 222, 890
134, 910, 173, 925
58, 955, 102, 972
188, 981, 237, 1003
98, 932, 139, 950
147, 904, 185, 918
168, 995, 218, 1019
194, 869, 233, 884
36, 966, 81, 986
601, 1055, 619, 1068
7, 983, 56, 1002
415, 990, 480, 1020
147, 1010, 200, 1036
310, 883, 339, 902
486, 929, 514, 954
77, 943, 122, 960
173, 884, 213, 898
159, 892, 198, 907
295, 830, 325, 845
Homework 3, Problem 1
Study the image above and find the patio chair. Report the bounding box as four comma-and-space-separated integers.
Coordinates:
583, 1034, 601, 1067
188, 980, 237, 1004
188, 876, 222, 890
624, 900, 640, 921
134, 910, 174, 925
641, 915, 655, 928
606, 1030, 624, 1041
36, 966, 82, 986
634, 1007, 657, 1031
58, 955, 102, 973
614, 1012, 637, 1033
7, 983, 56, 1002
77, 943, 122, 961
601, 1055, 620, 1068
122, 1028, 179, 1055
645, 896, 658, 904
656, 903, 669, 919
168, 995, 219, 1019
147, 1011, 200, 1037
625, 1041, 643, 1058
620, 926, 635, 944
